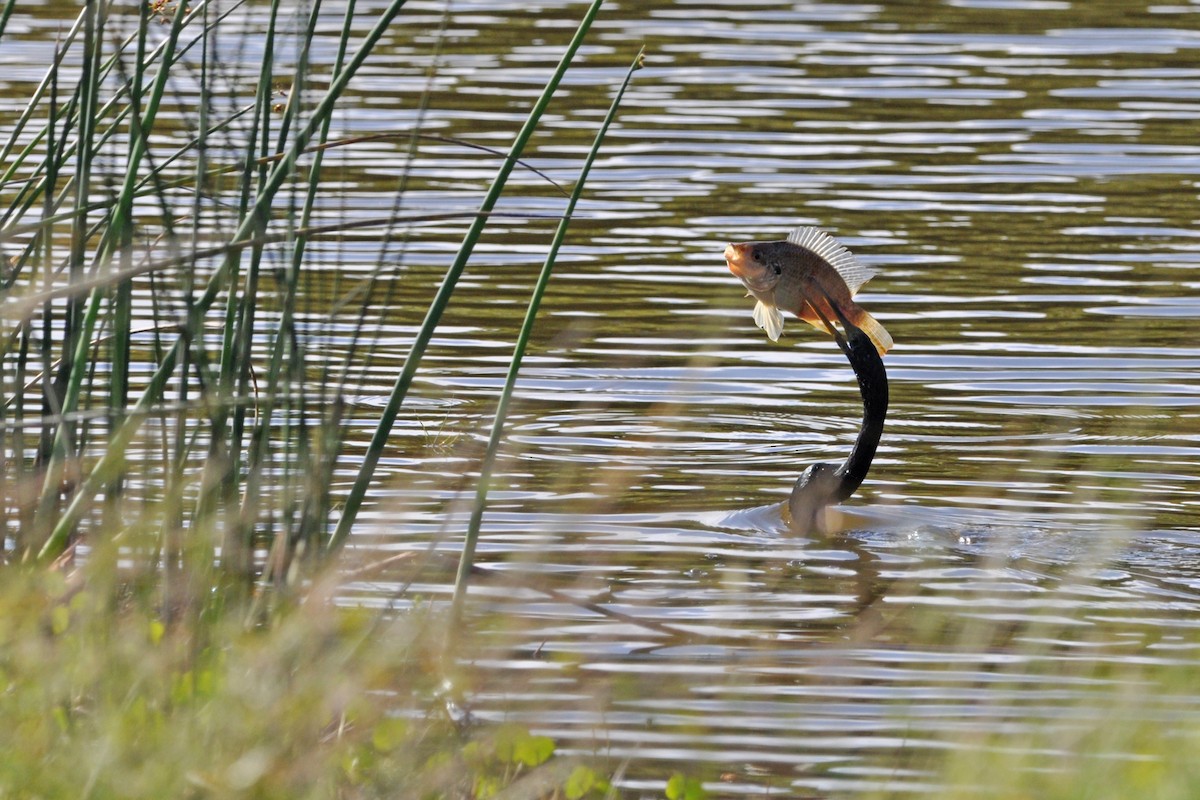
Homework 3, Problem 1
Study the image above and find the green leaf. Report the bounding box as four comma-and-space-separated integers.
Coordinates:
565, 765, 598, 799
461, 740, 488, 767
474, 775, 501, 799
494, 725, 556, 767
665, 772, 708, 800
50, 605, 69, 635
515, 734, 555, 767
371, 718, 409, 752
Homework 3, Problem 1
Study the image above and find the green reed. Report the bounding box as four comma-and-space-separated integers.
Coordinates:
0, 0, 627, 597
0, 2, 648, 793
327, 0, 610, 553
8, 0, 413, 572
450, 46, 646, 623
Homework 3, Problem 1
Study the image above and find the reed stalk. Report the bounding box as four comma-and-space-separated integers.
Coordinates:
450, 47, 646, 622
0, 0, 15, 41
279, 0, 361, 564
327, 0, 610, 553
30, 0, 191, 553
33, 0, 413, 562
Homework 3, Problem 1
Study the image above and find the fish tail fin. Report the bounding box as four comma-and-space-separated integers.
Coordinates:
845, 306, 893, 356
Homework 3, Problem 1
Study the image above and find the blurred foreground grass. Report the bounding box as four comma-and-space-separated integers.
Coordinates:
928, 646, 1200, 799
4, 545, 1200, 799
0, 546, 623, 798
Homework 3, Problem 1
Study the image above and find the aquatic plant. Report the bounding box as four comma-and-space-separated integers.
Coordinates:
0, 1, 638, 795
2, 0, 412, 580
0, 0, 630, 591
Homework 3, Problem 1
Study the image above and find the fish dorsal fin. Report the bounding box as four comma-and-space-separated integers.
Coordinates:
786, 227, 875, 295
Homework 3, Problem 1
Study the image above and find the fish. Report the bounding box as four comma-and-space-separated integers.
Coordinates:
724, 226, 893, 356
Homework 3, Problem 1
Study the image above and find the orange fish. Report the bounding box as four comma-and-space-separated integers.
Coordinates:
724, 227, 893, 356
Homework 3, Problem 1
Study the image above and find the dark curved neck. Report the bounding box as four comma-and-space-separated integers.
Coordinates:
832, 326, 888, 502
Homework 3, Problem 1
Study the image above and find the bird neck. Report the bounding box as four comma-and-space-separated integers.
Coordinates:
787, 324, 889, 533
832, 328, 888, 502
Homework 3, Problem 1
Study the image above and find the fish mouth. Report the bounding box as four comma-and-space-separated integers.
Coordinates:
724, 243, 752, 280
725, 243, 771, 292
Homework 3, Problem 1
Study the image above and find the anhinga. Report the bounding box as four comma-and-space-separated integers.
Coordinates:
787, 296, 888, 533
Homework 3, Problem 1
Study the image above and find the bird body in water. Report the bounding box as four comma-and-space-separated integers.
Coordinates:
724, 227, 890, 534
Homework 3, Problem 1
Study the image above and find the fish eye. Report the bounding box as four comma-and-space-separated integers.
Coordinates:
751, 248, 762, 261
773, 265, 782, 276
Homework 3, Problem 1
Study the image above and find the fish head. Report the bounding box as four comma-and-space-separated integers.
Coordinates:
724, 240, 788, 295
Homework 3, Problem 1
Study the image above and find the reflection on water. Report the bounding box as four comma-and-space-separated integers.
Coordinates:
4, 0, 1200, 794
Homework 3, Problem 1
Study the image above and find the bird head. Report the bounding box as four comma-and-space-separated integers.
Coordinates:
787, 462, 843, 534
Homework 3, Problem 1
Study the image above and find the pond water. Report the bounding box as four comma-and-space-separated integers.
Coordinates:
4, 0, 1200, 795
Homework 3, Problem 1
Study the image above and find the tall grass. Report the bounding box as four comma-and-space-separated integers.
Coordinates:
452, 47, 646, 623
0, 2, 638, 795
1, 0, 626, 587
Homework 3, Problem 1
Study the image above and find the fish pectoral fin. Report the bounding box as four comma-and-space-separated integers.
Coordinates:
752, 300, 785, 342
